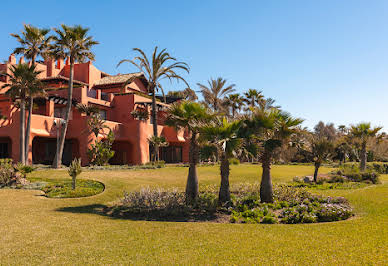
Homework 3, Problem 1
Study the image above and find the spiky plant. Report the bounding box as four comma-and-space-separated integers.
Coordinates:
68, 158, 82, 190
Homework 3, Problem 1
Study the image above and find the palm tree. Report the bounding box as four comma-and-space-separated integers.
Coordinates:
2, 64, 43, 164
310, 137, 335, 182
349, 123, 382, 171
50, 24, 99, 168
223, 93, 244, 117
200, 117, 242, 203
167, 87, 198, 101
245, 109, 303, 202
165, 101, 212, 201
243, 89, 264, 109
197, 77, 235, 112
118, 47, 189, 160
259, 97, 281, 111
11, 24, 51, 162
76, 103, 100, 116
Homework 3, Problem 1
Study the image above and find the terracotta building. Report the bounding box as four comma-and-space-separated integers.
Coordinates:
0, 54, 189, 165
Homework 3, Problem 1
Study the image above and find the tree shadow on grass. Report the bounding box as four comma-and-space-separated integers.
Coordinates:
56, 204, 228, 223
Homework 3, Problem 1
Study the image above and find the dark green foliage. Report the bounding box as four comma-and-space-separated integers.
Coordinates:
229, 158, 240, 165
131, 108, 149, 121
42, 179, 104, 198
87, 131, 115, 166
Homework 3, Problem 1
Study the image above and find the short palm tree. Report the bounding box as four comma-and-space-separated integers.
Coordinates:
223, 93, 244, 117
11, 24, 51, 162
200, 117, 242, 203
50, 24, 99, 168
165, 101, 212, 201
349, 123, 382, 171
243, 89, 264, 109
310, 137, 335, 182
76, 103, 100, 116
2, 64, 43, 164
197, 77, 235, 112
245, 109, 303, 202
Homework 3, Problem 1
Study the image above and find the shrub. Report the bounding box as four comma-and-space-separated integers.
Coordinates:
316, 203, 353, 222
15, 163, 36, 178
87, 130, 115, 166
261, 215, 277, 224
0, 159, 15, 187
229, 158, 240, 165
337, 165, 380, 184
144, 161, 165, 168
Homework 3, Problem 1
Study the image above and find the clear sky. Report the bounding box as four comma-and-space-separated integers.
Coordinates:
1, 0, 388, 130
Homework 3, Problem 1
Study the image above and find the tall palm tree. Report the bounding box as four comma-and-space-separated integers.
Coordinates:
197, 77, 235, 112
50, 24, 99, 168
245, 109, 303, 202
200, 117, 242, 203
165, 101, 212, 201
118, 47, 189, 135
223, 93, 244, 117
243, 89, 264, 109
349, 122, 382, 171
11, 24, 51, 162
259, 97, 281, 111
118, 47, 189, 160
2, 64, 43, 164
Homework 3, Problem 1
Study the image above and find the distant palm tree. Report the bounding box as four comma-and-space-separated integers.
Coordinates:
167, 87, 198, 101
50, 24, 99, 168
165, 101, 212, 201
350, 123, 382, 171
197, 77, 235, 112
243, 89, 264, 109
201, 117, 242, 203
245, 109, 303, 202
2, 64, 43, 164
310, 137, 335, 182
76, 103, 100, 116
11, 24, 51, 162
223, 93, 244, 117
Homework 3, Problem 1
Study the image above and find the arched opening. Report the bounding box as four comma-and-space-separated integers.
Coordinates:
0, 137, 12, 159
109, 141, 133, 165
32, 137, 79, 166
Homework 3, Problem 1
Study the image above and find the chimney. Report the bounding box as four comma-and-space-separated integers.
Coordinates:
45, 58, 55, 77
8, 54, 16, 64
19, 56, 25, 64
56, 58, 64, 69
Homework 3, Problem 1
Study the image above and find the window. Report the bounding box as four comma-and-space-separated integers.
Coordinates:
99, 110, 107, 120
101, 92, 109, 101
54, 107, 72, 119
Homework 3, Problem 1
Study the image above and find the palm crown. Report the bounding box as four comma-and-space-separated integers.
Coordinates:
11, 24, 51, 63
198, 77, 235, 112
50, 24, 99, 63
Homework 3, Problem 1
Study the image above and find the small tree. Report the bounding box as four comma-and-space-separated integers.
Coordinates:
87, 130, 115, 166
310, 138, 335, 182
68, 158, 82, 190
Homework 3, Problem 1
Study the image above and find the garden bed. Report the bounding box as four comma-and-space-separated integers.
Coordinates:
41, 179, 105, 198
106, 184, 353, 224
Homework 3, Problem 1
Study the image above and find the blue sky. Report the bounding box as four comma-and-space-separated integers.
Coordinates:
1, 0, 388, 130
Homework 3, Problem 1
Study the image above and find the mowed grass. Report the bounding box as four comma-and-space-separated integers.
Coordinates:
0, 164, 387, 265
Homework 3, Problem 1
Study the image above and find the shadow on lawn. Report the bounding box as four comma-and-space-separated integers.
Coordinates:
56, 204, 227, 223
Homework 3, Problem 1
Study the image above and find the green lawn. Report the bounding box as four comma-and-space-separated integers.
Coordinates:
0, 164, 387, 265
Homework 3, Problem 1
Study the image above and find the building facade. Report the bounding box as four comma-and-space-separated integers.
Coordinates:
0, 54, 189, 165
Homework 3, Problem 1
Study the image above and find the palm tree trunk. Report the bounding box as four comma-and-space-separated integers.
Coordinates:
151, 86, 158, 162
25, 57, 36, 165
260, 150, 273, 203
313, 162, 320, 182
360, 142, 367, 171
25, 97, 33, 164
219, 151, 230, 203
53, 61, 74, 168
19, 97, 26, 164
186, 133, 199, 201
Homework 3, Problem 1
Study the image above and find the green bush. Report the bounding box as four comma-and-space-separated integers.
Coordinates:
229, 158, 240, 165
87, 131, 115, 166
0, 159, 15, 187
